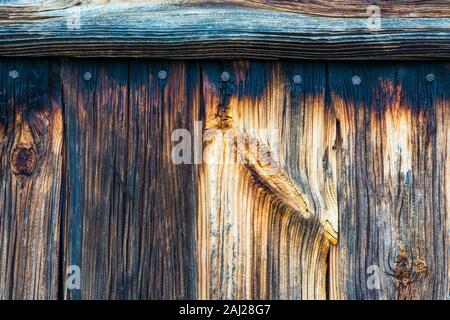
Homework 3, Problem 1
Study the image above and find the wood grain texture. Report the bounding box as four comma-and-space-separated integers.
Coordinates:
0, 59, 63, 299
197, 61, 338, 299
220, 0, 450, 17
0, 1, 450, 59
62, 59, 199, 299
2, 0, 450, 18
0, 58, 447, 300
329, 62, 449, 300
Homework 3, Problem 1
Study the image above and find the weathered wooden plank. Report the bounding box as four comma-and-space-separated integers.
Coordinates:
2, 0, 450, 18
62, 59, 199, 299
329, 62, 449, 299
0, 59, 63, 299
197, 60, 338, 299
0, 1, 449, 59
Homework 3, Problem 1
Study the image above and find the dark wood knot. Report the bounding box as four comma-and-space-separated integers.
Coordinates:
11, 147, 37, 175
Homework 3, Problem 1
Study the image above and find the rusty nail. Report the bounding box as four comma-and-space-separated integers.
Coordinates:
293, 74, 302, 84
158, 70, 167, 80
426, 73, 435, 82
8, 69, 19, 79
352, 75, 362, 86
84, 72, 92, 81
221, 71, 230, 82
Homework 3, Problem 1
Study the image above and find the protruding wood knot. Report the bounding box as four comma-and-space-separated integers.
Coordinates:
11, 147, 37, 176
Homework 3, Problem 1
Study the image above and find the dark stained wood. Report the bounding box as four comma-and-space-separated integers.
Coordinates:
329, 62, 449, 299
62, 59, 199, 299
0, 1, 450, 60
0, 59, 63, 299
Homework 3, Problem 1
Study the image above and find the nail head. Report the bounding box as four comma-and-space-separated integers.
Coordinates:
84, 72, 92, 81
9, 69, 19, 79
158, 70, 167, 80
352, 75, 362, 86
293, 74, 302, 84
221, 71, 230, 82
426, 73, 435, 82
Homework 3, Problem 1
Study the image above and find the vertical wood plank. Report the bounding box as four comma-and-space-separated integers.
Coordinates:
329, 62, 449, 300
0, 59, 63, 299
62, 59, 199, 299
197, 61, 337, 299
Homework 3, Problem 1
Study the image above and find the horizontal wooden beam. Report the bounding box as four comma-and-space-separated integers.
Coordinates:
225, 0, 450, 18
0, 1, 450, 59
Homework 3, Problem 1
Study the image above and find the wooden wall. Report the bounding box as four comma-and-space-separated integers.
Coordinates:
0, 58, 448, 300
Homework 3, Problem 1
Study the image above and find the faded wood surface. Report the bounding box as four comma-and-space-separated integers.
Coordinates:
0, 1, 450, 59
0, 58, 448, 300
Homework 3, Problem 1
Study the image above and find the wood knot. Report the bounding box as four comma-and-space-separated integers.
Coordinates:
11, 147, 37, 175
394, 250, 412, 281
